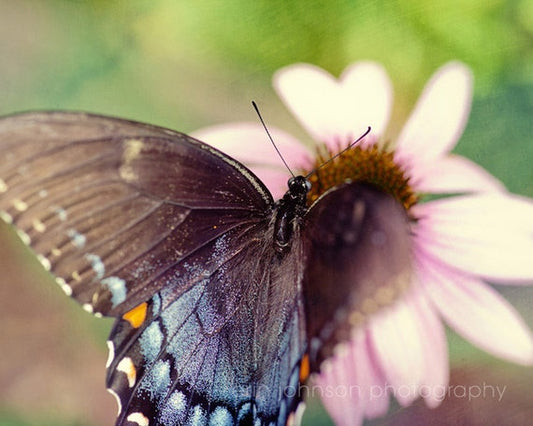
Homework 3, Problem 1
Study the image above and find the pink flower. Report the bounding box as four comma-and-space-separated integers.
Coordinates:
193, 62, 533, 425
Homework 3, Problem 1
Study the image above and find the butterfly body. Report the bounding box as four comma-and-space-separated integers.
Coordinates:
0, 112, 411, 425
273, 176, 311, 254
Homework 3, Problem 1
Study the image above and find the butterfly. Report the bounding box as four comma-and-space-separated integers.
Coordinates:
0, 112, 411, 425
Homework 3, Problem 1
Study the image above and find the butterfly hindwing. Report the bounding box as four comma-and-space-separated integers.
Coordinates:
107, 229, 306, 425
302, 182, 412, 369
0, 112, 307, 425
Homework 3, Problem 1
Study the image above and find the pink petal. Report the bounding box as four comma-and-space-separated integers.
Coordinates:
191, 122, 310, 168
191, 123, 311, 198
369, 290, 431, 406
273, 62, 392, 149
315, 286, 449, 420
409, 154, 506, 194
339, 62, 393, 138
368, 287, 449, 408
395, 62, 473, 162
412, 194, 533, 282
350, 330, 390, 419
407, 284, 449, 409
314, 343, 365, 426
315, 329, 388, 425
419, 253, 533, 365
244, 168, 292, 201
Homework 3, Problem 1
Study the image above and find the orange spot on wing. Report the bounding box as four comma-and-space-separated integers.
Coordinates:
122, 302, 148, 328
299, 353, 310, 383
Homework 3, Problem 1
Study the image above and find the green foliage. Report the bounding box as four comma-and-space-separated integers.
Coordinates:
460, 83, 533, 196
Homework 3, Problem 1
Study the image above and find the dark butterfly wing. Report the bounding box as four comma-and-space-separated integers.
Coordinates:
302, 182, 412, 369
0, 112, 273, 315
107, 234, 306, 425
0, 112, 306, 425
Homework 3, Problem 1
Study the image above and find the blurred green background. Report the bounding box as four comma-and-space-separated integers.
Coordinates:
0, 1, 532, 425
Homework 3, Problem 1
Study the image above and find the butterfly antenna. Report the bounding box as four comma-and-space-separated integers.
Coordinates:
252, 101, 295, 178
305, 126, 371, 178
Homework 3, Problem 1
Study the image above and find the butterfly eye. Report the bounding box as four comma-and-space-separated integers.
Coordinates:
287, 176, 296, 188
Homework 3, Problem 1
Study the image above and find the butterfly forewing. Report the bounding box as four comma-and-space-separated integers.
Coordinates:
0, 112, 306, 425
0, 113, 273, 315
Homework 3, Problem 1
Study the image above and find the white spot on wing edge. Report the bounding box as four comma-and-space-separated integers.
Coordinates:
16, 229, 31, 245
289, 402, 307, 426
0, 211, 13, 224
127, 412, 149, 426
82, 303, 93, 313
13, 199, 28, 212
32, 218, 46, 233
0, 178, 7, 193
106, 340, 115, 368
36, 254, 51, 271
55, 277, 72, 296
117, 357, 137, 388
107, 387, 122, 416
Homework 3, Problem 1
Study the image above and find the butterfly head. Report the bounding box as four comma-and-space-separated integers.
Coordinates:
287, 176, 311, 203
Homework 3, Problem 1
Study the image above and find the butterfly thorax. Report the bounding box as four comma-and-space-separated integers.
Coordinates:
273, 176, 311, 254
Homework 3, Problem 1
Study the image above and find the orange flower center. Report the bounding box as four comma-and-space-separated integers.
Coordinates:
302, 142, 418, 211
